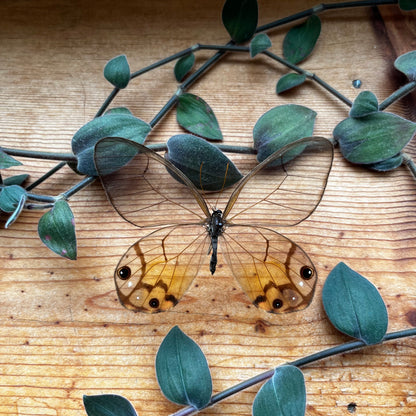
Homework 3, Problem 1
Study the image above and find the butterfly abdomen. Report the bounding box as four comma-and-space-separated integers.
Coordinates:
208, 209, 225, 274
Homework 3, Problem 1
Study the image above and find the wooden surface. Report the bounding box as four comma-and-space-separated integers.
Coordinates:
1, 0, 416, 414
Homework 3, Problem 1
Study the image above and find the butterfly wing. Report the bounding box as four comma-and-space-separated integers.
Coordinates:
222, 137, 333, 226
94, 137, 210, 227
221, 224, 317, 313
114, 224, 210, 312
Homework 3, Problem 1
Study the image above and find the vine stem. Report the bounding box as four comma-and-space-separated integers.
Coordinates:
97, 0, 395, 118
169, 328, 416, 416
403, 153, 416, 180
0, 147, 77, 162
379, 81, 416, 111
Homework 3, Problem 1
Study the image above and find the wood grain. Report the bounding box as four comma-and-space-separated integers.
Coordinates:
0, 0, 416, 415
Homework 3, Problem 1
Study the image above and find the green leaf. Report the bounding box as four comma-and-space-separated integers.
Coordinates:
166, 134, 242, 191
174, 53, 195, 82
283, 15, 321, 64
250, 33, 272, 57
253, 366, 306, 416
156, 326, 212, 409
276, 73, 307, 94
3, 174, 29, 186
394, 50, 416, 81
105, 107, 133, 116
72, 113, 151, 176
322, 262, 388, 345
367, 152, 403, 172
222, 0, 258, 43
94, 137, 140, 177
349, 91, 379, 118
38, 199, 77, 260
0, 185, 27, 213
5, 192, 26, 228
83, 394, 137, 416
253, 104, 317, 163
334, 112, 416, 164
0, 150, 22, 169
104, 55, 130, 89
177, 93, 223, 141
399, 0, 416, 11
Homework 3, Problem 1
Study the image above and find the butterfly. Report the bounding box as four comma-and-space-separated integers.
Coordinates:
94, 136, 333, 313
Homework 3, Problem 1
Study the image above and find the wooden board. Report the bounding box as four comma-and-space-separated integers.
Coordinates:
0, 0, 416, 414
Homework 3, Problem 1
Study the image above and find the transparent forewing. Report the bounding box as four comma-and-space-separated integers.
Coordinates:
221, 224, 317, 313
94, 138, 210, 227
114, 224, 210, 313
223, 137, 333, 226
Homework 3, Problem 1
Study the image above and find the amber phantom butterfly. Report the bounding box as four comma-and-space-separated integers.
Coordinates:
94, 136, 333, 313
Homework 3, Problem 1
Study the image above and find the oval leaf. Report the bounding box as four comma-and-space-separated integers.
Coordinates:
4, 174, 29, 186
177, 93, 223, 141
72, 113, 151, 176
105, 107, 133, 116
104, 55, 130, 89
174, 53, 195, 82
322, 262, 388, 345
367, 152, 403, 171
253, 104, 317, 163
349, 91, 379, 118
166, 134, 242, 190
155, 326, 212, 409
276, 73, 307, 94
0, 185, 27, 213
399, 0, 416, 11
0, 149, 22, 169
250, 33, 272, 57
38, 199, 77, 260
283, 15, 321, 64
222, 0, 258, 43
334, 112, 416, 164
5, 192, 26, 228
253, 366, 306, 416
394, 50, 416, 81
83, 394, 137, 416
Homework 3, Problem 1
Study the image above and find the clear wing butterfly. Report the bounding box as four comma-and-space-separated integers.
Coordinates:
94, 136, 333, 313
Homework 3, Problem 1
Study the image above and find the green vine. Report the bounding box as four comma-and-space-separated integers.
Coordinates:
1, 0, 416, 414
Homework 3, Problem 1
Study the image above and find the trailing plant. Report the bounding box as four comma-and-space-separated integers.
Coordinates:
1, 0, 416, 413
0, 0, 415, 258
82, 262, 416, 416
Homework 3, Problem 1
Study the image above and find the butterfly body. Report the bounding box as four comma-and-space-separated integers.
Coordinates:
207, 209, 225, 274
95, 136, 334, 314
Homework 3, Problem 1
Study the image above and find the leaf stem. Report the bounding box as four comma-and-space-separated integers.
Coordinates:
95, 87, 120, 118
379, 81, 416, 111
149, 47, 229, 127
0, 147, 77, 162
402, 153, 416, 180
169, 328, 416, 416
26, 161, 67, 191
256, 0, 398, 33
147, 142, 256, 154
61, 175, 96, 199
198, 45, 353, 107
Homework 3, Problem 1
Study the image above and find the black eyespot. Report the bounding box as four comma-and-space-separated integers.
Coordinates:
149, 298, 160, 309
300, 266, 314, 280
273, 298, 283, 309
117, 266, 131, 280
